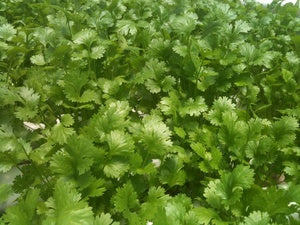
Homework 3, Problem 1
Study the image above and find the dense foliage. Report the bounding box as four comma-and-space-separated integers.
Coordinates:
0, 0, 300, 224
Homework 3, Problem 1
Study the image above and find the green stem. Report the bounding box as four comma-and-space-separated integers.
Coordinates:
74, 108, 80, 131
15, 164, 25, 174
66, 13, 73, 39
249, 104, 257, 118
142, 150, 150, 168
194, 59, 203, 96
6, 61, 12, 86
21, 144, 50, 187
87, 47, 96, 80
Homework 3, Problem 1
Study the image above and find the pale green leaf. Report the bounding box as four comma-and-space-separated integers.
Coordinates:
90, 46, 106, 59
50, 123, 75, 144
0, 24, 16, 41
94, 213, 120, 225
43, 179, 94, 225
61, 114, 74, 127
240, 211, 271, 225
30, 54, 46, 66
103, 160, 129, 178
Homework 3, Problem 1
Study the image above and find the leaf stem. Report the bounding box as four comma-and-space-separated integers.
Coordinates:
20, 144, 51, 187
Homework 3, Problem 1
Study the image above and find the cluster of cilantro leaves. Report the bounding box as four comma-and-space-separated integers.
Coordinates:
0, 0, 300, 224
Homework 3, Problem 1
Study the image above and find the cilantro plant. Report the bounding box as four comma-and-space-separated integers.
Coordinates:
0, 0, 300, 224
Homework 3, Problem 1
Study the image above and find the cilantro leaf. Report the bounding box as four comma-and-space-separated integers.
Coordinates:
133, 115, 172, 156
159, 156, 186, 187
271, 116, 298, 147
50, 123, 75, 145
1, 1, 300, 224
43, 179, 94, 225
3, 189, 40, 225
113, 183, 139, 213
205, 97, 236, 126
240, 211, 271, 225
0, 24, 16, 41
106, 130, 134, 156
179, 96, 207, 117
94, 213, 120, 225
103, 159, 129, 178
204, 165, 254, 207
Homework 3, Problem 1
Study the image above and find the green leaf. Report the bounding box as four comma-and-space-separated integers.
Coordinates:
286, 51, 300, 65
282, 68, 293, 82
159, 91, 181, 116
218, 111, 248, 157
179, 96, 207, 117
140, 186, 169, 220
205, 97, 236, 126
240, 42, 280, 68
85, 179, 106, 198
234, 20, 252, 33
240, 211, 271, 225
43, 179, 94, 225
3, 189, 40, 225
245, 136, 274, 166
159, 157, 186, 187
1, 1, 300, 224
14, 87, 40, 120
103, 160, 129, 178
73, 29, 98, 47
145, 79, 161, 93
0, 86, 20, 106
94, 213, 120, 225
0, 158, 14, 173
0, 24, 16, 41
65, 136, 96, 175
89, 100, 130, 139
250, 185, 300, 216
198, 146, 222, 173
133, 115, 172, 156
163, 194, 195, 225
272, 116, 298, 147
61, 114, 74, 127
18, 87, 40, 104
113, 183, 139, 213
50, 151, 73, 176
106, 130, 134, 156
62, 70, 90, 102
30, 54, 46, 66
161, 76, 176, 92
204, 165, 254, 207
14, 106, 38, 120
204, 179, 223, 209
90, 46, 106, 59
33, 27, 56, 47
79, 89, 99, 103
229, 165, 255, 189
116, 20, 137, 36
134, 59, 169, 85
98, 76, 126, 97
0, 125, 21, 153
169, 13, 197, 34
173, 44, 188, 57
283, 161, 300, 178
174, 127, 186, 139
190, 142, 206, 158
193, 207, 226, 225
50, 123, 75, 145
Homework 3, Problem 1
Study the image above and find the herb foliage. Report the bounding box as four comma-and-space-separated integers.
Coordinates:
0, 0, 300, 224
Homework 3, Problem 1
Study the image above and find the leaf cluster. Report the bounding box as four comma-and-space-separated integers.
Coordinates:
0, 0, 300, 224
